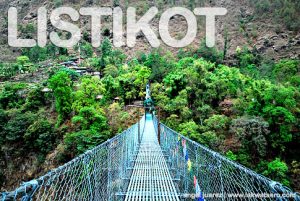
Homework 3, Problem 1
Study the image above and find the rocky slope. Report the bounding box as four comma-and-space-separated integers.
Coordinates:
0, 0, 299, 62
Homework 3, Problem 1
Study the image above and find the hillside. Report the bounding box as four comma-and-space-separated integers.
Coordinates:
0, 0, 299, 62
0, 0, 299, 195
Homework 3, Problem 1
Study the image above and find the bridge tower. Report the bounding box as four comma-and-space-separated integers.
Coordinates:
144, 82, 154, 113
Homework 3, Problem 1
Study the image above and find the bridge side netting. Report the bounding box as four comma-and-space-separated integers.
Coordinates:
1, 118, 145, 201
154, 116, 300, 201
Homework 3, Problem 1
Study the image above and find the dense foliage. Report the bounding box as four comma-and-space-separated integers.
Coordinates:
0, 38, 299, 191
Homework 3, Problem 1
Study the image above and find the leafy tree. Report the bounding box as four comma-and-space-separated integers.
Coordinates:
48, 71, 73, 124
118, 71, 137, 102
118, 65, 151, 102
201, 65, 245, 104
66, 107, 110, 155
102, 75, 120, 100
85, 57, 101, 70
263, 158, 290, 186
272, 59, 299, 83
165, 90, 191, 121
230, 116, 269, 159
106, 102, 130, 133
195, 104, 212, 126
0, 82, 27, 109
99, 37, 113, 69
236, 47, 260, 78
164, 70, 187, 97
142, 50, 176, 82
204, 114, 230, 134
72, 106, 108, 132
81, 42, 94, 58
133, 65, 151, 98
226, 150, 237, 161
16, 56, 36, 73
104, 64, 119, 78
263, 106, 295, 150
150, 82, 170, 109
72, 76, 106, 113
24, 119, 56, 153
59, 67, 80, 81
64, 129, 108, 155
104, 49, 126, 67
178, 121, 199, 140
165, 114, 181, 130
4, 111, 36, 143
198, 131, 222, 148
244, 81, 297, 151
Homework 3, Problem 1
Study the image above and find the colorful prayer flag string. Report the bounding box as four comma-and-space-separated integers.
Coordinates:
194, 175, 204, 201
187, 159, 192, 172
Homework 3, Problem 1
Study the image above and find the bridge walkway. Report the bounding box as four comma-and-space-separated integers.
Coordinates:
125, 114, 179, 201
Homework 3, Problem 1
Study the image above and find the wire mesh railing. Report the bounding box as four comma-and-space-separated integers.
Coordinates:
154, 116, 300, 201
1, 117, 145, 201
2, 114, 299, 201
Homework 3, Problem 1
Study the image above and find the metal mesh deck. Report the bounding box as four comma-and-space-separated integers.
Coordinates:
125, 115, 179, 201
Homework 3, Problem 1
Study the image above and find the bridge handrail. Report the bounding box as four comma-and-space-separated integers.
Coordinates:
153, 115, 300, 200
1, 116, 146, 201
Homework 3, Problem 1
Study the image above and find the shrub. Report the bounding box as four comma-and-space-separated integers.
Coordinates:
22, 46, 47, 62
196, 40, 223, 64
17, 56, 30, 66
0, 63, 18, 80
24, 86, 47, 111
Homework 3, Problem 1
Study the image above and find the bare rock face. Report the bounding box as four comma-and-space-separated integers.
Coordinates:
23, 12, 37, 21
253, 32, 300, 60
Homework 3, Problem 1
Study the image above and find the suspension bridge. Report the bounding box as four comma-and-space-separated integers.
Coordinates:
1, 85, 300, 201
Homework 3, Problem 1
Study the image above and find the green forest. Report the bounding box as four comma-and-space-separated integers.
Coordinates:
0, 37, 299, 190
